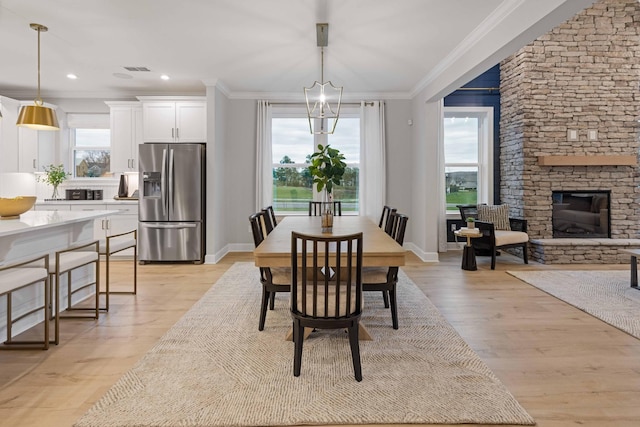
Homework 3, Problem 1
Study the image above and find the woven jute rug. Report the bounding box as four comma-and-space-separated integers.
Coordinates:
75, 262, 534, 427
508, 269, 640, 340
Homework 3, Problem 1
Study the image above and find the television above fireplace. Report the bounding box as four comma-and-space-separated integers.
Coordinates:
552, 190, 611, 238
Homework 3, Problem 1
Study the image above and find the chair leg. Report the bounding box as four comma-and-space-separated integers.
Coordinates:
381, 290, 389, 308
389, 286, 399, 330
522, 243, 529, 264
293, 320, 304, 377
491, 248, 497, 270
269, 291, 275, 310
348, 322, 363, 382
258, 288, 269, 331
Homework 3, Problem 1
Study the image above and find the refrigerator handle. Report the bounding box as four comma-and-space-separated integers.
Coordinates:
161, 148, 168, 217
169, 148, 175, 214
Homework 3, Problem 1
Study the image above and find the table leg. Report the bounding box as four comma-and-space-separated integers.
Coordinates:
461, 245, 477, 271
631, 255, 638, 289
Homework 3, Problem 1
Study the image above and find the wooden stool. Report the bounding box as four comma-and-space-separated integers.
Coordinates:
0, 254, 50, 350
49, 241, 100, 345
99, 230, 137, 312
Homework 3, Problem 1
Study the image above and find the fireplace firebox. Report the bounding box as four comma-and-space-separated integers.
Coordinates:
552, 190, 611, 238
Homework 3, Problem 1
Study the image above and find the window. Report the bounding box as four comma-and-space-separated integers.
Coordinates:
72, 128, 111, 177
271, 107, 360, 214
443, 107, 493, 213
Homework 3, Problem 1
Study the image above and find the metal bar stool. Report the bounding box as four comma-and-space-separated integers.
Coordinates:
49, 241, 100, 345
99, 229, 137, 312
0, 254, 50, 350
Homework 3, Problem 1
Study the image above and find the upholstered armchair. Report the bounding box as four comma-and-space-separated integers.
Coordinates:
457, 204, 529, 269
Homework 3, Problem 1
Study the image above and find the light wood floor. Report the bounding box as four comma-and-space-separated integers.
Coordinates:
0, 251, 639, 427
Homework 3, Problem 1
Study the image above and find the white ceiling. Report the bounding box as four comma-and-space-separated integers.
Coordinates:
0, 0, 595, 102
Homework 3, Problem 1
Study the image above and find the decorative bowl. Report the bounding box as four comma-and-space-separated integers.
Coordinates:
0, 196, 37, 220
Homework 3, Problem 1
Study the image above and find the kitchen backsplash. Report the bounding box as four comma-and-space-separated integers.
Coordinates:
0, 172, 138, 200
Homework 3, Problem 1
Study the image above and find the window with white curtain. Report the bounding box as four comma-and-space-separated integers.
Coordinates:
443, 107, 493, 213
271, 106, 360, 214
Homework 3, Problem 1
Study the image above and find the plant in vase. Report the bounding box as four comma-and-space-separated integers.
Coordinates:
308, 144, 347, 232
466, 217, 475, 229
39, 164, 71, 200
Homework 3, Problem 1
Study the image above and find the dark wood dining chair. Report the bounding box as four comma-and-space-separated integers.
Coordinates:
262, 206, 277, 234
378, 205, 396, 228
249, 212, 290, 331
262, 208, 275, 235
362, 212, 408, 329
290, 231, 364, 381
308, 201, 342, 216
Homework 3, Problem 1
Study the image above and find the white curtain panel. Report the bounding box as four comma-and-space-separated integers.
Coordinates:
256, 100, 273, 211
436, 100, 448, 252
359, 101, 386, 222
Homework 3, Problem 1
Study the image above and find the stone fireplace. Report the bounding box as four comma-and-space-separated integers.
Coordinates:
499, 0, 640, 264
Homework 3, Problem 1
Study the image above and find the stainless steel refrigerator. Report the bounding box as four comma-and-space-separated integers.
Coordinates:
138, 143, 205, 263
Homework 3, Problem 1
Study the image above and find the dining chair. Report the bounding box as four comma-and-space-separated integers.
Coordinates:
362, 212, 408, 329
263, 206, 277, 230
262, 207, 275, 235
378, 205, 396, 229
290, 230, 364, 381
308, 201, 342, 216
249, 212, 290, 330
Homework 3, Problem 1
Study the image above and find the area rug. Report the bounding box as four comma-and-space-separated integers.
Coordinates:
508, 270, 640, 339
75, 262, 535, 427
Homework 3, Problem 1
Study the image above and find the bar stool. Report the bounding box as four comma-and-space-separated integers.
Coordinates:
50, 241, 100, 345
0, 254, 50, 350
99, 229, 137, 312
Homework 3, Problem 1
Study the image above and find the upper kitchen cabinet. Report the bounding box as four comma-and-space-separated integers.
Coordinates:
0, 96, 20, 173
18, 127, 56, 173
138, 96, 206, 143
106, 101, 143, 172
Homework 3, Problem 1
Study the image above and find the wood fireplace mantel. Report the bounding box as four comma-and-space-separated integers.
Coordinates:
537, 155, 638, 166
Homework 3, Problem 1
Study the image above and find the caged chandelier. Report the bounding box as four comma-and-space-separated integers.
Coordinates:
304, 23, 343, 135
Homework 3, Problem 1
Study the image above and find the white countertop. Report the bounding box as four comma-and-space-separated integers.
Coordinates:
0, 210, 114, 237
35, 199, 138, 205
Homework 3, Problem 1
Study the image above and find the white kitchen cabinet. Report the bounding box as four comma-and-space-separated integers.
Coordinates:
139, 97, 206, 143
0, 96, 20, 173
69, 202, 138, 257
18, 127, 56, 173
106, 101, 143, 172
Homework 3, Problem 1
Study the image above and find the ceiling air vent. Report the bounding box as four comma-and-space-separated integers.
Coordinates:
123, 66, 151, 72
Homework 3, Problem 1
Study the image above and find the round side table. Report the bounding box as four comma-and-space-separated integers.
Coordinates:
454, 227, 482, 271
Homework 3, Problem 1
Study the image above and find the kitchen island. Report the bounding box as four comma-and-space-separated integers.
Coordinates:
0, 210, 114, 340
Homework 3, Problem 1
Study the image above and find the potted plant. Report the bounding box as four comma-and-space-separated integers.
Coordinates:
466, 217, 475, 229
308, 144, 347, 231
39, 164, 71, 200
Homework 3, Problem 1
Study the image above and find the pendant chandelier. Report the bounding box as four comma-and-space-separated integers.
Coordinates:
304, 23, 343, 135
16, 23, 59, 131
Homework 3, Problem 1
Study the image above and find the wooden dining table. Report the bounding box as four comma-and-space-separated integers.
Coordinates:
253, 216, 407, 341
253, 216, 407, 268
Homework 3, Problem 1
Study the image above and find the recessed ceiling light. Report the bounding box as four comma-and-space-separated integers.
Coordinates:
160, 74, 170, 80
66, 73, 77, 79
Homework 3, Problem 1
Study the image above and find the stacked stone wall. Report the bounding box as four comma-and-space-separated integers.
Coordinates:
500, 0, 640, 262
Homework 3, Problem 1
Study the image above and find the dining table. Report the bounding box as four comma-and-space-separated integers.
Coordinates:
253, 215, 407, 341
253, 215, 407, 268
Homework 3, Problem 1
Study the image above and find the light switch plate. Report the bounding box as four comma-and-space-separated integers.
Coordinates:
567, 129, 578, 141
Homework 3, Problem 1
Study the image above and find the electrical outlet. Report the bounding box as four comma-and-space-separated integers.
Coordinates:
248, 225, 252, 233
451, 223, 457, 231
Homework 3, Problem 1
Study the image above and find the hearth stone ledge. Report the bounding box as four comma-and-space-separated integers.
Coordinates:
529, 239, 640, 264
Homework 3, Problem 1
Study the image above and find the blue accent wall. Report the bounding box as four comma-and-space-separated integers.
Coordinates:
444, 64, 501, 205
